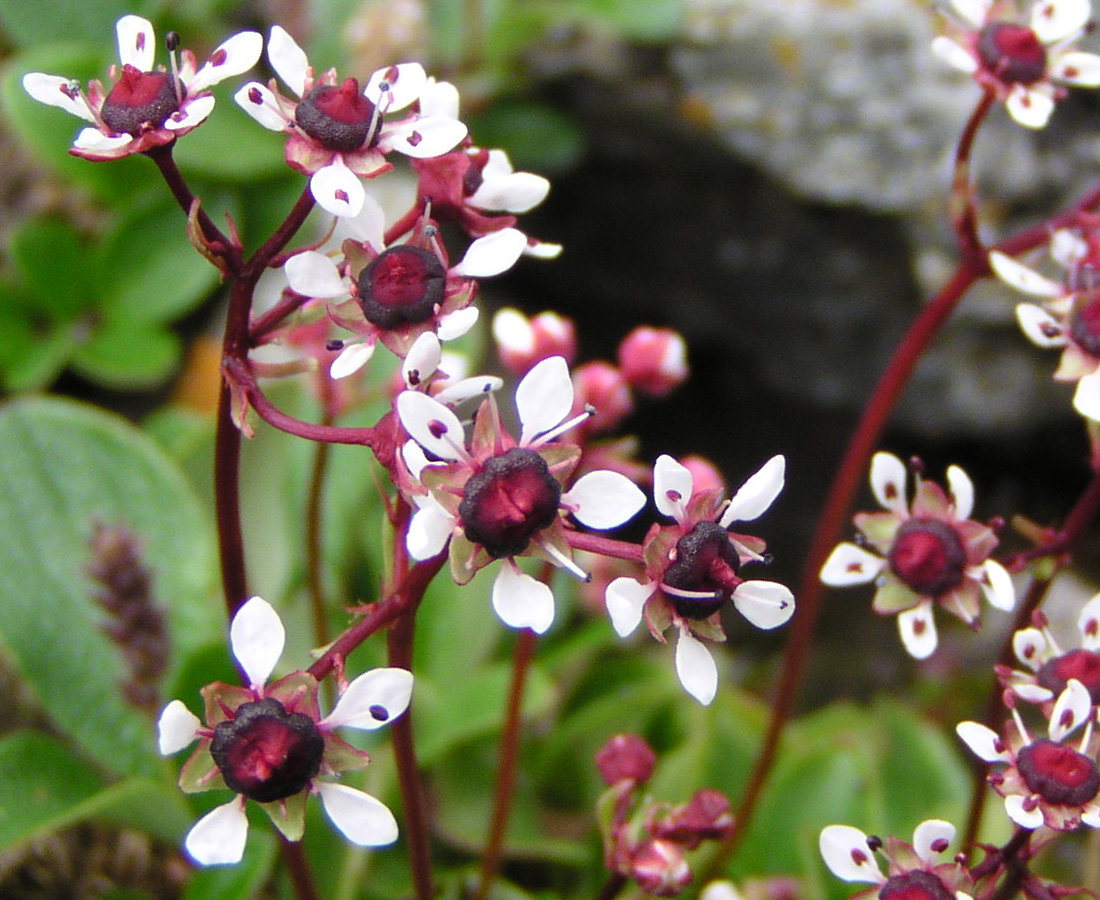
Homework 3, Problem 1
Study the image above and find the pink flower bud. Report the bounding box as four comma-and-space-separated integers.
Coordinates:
596, 733, 657, 786
493, 309, 576, 376
617, 327, 687, 397
630, 839, 692, 897
573, 361, 633, 434
679, 455, 725, 497
653, 789, 734, 849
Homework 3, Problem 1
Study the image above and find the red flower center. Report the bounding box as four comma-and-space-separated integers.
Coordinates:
210, 698, 324, 803
661, 521, 742, 620
1038, 649, 1100, 703
888, 518, 966, 597
357, 246, 446, 330
878, 871, 955, 900
295, 78, 376, 152
459, 447, 562, 558
1017, 738, 1100, 807
100, 65, 179, 135
1070, 293, 1100, 357
976, 23, 1048, 85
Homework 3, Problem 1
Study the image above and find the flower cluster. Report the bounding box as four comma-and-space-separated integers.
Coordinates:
158, 597, 413, 865
606, 453, 794, 705
820, 452, 1014, 659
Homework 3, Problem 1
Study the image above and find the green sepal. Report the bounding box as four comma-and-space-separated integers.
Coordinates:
321, 733, 372, 775
178, 741, 226, 795
202, 682, 255, 727
871, 578, 921, 615
854, 511, 901, 553
267, 671, 322, 721
258, 789, 309, 842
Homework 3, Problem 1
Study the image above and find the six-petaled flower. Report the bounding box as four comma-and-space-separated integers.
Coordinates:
23, 15, 261, 160
820, 452, 1014, 659
157, 596, 413, 865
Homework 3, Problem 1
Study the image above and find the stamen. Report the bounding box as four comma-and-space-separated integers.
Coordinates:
526, 405, 596, 448
1079, 718, 1094, 754
659, 582, 724, 602
1012, 706, 1032, 744
537, 538, 590, 581
166, 31, 183, 104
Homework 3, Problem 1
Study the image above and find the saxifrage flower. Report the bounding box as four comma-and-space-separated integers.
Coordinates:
157, 596, 413, 865
23, 15, 261, 160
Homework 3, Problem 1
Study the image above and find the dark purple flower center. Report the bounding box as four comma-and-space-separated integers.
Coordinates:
357, 246, 446, 330
888, 518, 966, 597
210, 697, 324, 804
878, 871, 955, 900
976, 23, 1047, 85
100, 65, 179, 135
661, 520, 742, 620
1070, 293, 1100, 357
459, 447, 562, 558
1038, 649, 1100, 703
1017, 738, 1100, 807
295, 78, 376, 153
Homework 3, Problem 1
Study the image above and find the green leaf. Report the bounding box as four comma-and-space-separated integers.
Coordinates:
0, 397, 220, 778
172, 92, 293, 182
570, 0, 684, 40
96, 196, 222, 325
9, 218, 95, 318
0, 323, 80, 392
182, 828, 278, 900
0, 730, 191, 851
71, 321, 182, 389
468, 102, 584, 175
0, 0, 136, 49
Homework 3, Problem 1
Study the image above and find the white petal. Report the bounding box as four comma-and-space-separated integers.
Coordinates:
516, 355, 573, 445
1051, 229, 1087, 267
819, 543, 884, 586
322, 667, 413, 730
1004, 794, 1045, 830
316, 782, 398, 845
898, 602, 938, 659
1014, 684, 1055, 702
653, 454, 694, 521
165, 95, 215, 130
949, 0, 991, 28
331, 342, 375, 379
157, 700, 201, 755
1052, 51, 1100, 86
912, 819, 955, 863
818, 824, 883, 883
492, 565, 555, 634
187, 31, 263, 94
524, 239, 563, 259
405, 505, 455, 560
956, 721, 1010, 762
418, 78, 460, 119
1006, 84, 1055, 129
1078, 592, 1100, 648
234, 81, 288, 131
366, 63, 426, 110
562, 470, 645, 529
335, 193, 386, 248
1074, 368, 1100, 421
1015, 303, 1067, 348
451, 228, 527, 277
931, 36, 979, 73
946, 464, 974, 519
470, 170, 551, 213
185, 800, 249, 866
989, 251, 1063, 297
719, 455, 785, 526
402, 439, 432, 481
21, 73, 95, 121
385, 115, 467, 158
436, 306, 480, 341
116, 15, 155, 71
1082, 804, 1100, 828
285, 251, 347, 298
1030, 0, 1089, 44
870, 452, 908, 515
268, 25, 309, 97
230, 595, 285, 690
432, 374, 502, 405
676, 630, 718, 705
1012, 627, 1048, 670
732, 580, 795, 629
311, 157, 366, 218
403, 332, 442, 388
72, 128, 132, 153
605, 577, 655, 637
980, 561, 1016, 611
396, 390, 466, 461
492, 308, 534, 354
1049, 678, 1091, 741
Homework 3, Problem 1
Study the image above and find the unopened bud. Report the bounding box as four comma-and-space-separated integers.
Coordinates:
596, 733, 657, 786
493, 308, 576, 376
573, 362, 633, 434
652, 788, 734, 849
617, 327, 687, 397
630, 839, 692, 897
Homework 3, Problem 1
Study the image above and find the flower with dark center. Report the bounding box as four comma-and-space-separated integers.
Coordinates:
1000, 596, 1100, 706
209, 698, 324, 804
294, 79, 376, 152
1038, 649, 1100, 703
878, 870, 956, 900
459, 448, 563, 558
1017, 738, 1100, 807
821, 452, 1012, 660
99, 66, 179, 135
357, 246, 446, 330
976, 23, 1047, 84
661, 521, 742, 620
887, 518, 966, 597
